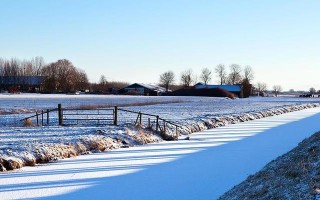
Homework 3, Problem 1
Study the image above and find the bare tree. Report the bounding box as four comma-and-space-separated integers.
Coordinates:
200, 68, 212, 86
227, 64, 242, 85
256, 82, 267, 96
42, 59, 88, 92
180, 69, 194, 87
214, 64, 227, 85
31, 56, 45, 75
0, 58, 4, 76
243, 65, 254, 82
75, 70, 89, 90
99, 75, 108, 85
273, 85, 282, 97
159, 71, 175, 92
0, 57, 45, 77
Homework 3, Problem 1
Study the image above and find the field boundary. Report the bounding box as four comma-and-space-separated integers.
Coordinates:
20, 104, 181, 139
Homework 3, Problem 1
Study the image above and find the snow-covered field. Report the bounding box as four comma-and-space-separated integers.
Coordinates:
0, 93, 188, 112
1, 93, 319, 125
1, 106, 320, 199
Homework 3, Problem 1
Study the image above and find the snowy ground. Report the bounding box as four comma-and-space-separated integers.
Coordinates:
1, 107, 320, 199
1, 95, 319, 162
0, 94, 188, 112
1, 94, 320, 126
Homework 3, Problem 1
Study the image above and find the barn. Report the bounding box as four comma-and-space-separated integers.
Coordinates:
119, 83, 167, 96
0, 76, 45, 93
194, 83, 243, 97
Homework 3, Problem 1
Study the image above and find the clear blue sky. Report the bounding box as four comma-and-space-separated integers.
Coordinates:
1, 0, 319, 91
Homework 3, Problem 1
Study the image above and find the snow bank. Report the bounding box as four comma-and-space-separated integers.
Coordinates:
161, 103, 320, 139
0, 127, 162, 171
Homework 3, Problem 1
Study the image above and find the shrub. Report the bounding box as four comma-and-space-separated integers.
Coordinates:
23, 118, 34, 127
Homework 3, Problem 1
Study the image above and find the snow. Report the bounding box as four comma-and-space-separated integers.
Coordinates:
1, 94, 319, 127
0, 94, 187, 111
1, 107, 320, 200
1, 96, 318, 165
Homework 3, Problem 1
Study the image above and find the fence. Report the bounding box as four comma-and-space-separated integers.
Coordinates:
19, 104, 180, 138
62, 108, 115, 126
117, 108, 179, 136
20, 108, 57, 126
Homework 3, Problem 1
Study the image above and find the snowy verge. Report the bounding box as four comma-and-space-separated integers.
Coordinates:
164, 103, 320, 137
0, 103, 319, 172
0, 127, 162, 171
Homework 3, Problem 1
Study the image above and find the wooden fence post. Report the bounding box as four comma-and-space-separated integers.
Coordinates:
47, 109, 49, 126
41, 110, 44, 126
176, 125, 178, 138
58, 104, 63, 126
156, 116, 159, 132
36, 112, 39, 126
114, 106, 118, 125
139, 112, 142, 126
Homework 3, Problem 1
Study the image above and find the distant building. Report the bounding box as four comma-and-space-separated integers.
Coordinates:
0, 76, 45, 92
119, 83, 168, 96
194, 83, 243, 97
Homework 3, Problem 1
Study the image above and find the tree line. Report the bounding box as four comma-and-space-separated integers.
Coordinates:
0, 57, 129, 93
0, 57, 294, 96
160, 64, 254, 89
0, 57, 89, 93
159, 64, 255, 97
159, 64, 288, 97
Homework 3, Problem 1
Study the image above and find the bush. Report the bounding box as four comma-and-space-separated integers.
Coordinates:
23, 118, 34, 127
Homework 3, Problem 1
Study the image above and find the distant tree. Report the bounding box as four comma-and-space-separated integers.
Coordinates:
0, 59, 4, 76
241, 78, 252, 98
200, 68, 212, 86
289, 89, 295, 93
243, 65, 254, 82
256, 82, 267, 94
180, 69, 194, 87
273, 85, 282, 97
0, 57, 45, 77
227, 64, 242, 85
107, 81, 129, 89
214, 64, 227, 85
31, 56, 45, 75
310, 87, 316, 94
99, 75, 108, 85
42, 59, 88, 93
75, 70, 89, 90
159, 71, 175, 92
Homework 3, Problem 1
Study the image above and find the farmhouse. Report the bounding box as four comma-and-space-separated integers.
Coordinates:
0, 76, 45, 93
119, 83, 167, 96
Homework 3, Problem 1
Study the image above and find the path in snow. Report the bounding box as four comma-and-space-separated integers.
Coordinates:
1, 107, 320, 200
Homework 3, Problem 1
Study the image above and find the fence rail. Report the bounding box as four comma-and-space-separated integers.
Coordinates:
17, 104, 181, 138
63, 108, 114, 126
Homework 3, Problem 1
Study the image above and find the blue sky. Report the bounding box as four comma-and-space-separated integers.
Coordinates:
0, 0, 319, 91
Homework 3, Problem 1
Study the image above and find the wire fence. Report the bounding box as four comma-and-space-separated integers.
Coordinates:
9, 104, 181, 138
